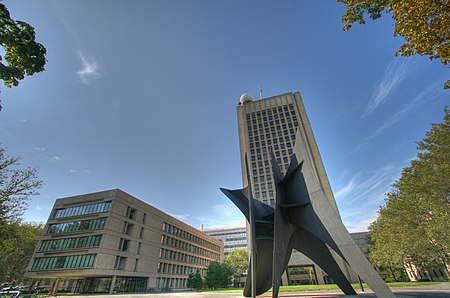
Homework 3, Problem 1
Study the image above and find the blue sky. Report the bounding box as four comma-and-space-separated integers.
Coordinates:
1, 0, 447, 232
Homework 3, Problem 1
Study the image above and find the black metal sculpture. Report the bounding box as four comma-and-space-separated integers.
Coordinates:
221, 130, 395, 298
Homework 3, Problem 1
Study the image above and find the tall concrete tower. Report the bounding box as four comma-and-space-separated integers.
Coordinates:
236, 91, 339, 214
236, 91, 354, 286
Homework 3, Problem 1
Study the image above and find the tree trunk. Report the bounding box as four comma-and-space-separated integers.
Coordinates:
389, 265, 398, 281
422, 263, 434, 282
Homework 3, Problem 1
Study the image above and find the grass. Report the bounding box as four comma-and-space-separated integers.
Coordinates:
202, 281, 446, 293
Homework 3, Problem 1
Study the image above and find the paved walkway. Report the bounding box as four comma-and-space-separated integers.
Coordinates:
74, 283, 450, 298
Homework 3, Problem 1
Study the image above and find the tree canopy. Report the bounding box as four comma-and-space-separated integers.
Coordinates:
0, 220, 43, 283
369, 107, 450, 280
338, 0, 449, 89
0, 3, 47, 111
0, 146, 44, 224
186, 269, 203, 290
204, 261, 233, 289
225, 248, 248, 287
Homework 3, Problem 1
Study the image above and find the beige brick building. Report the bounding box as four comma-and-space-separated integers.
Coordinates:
24, 189, 223, 293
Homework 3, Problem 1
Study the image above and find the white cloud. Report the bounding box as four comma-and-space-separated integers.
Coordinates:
403, 155, 417, 163
49, 156, 64, 161
353, 82, 442, 152
336, 165, 401, 232
36, 206, 43, 211
335, 174, 359, 199
34, 147, 46, 152
168, 213, 189, 222
180, 203, 245, 230
69, 169, 91, 174
363, 59, 410, 117
76, 51, 101, 85
362, 59, 408, 117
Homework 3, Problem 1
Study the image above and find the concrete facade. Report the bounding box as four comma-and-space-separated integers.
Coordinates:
24, 189, 223, 293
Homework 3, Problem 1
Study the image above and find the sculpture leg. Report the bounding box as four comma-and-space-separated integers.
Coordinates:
243, 238, 274, 297
290, 228, 356, 295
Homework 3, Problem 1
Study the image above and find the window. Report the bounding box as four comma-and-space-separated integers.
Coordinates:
114, 256, 127, 270
118, 238, 130, 251
139, 227, 144, 238
137, 242, 142, 255
134, 259, 139, 272
126, 206, 137, 220
123, 222, 133, 235
142, 213, 147, 224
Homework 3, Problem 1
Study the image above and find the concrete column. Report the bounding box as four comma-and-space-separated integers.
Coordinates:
281, 270, 289, 286
109, 276, 117, 294
147, 277, 151, 290
314, 264, 325, 284
51, 277, 60, 295
27, 280, 36, 293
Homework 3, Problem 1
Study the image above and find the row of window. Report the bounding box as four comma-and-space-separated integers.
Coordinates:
258, 198, 276, 206
161, 235, 220, 260
247, 120, 298, 136
246, 104, 296, 120
250, 149, 293, 163
48, 217, 106, 234
249, 127, 297, 141
54, 201, 111, 219
249, 134, 296, 149
157, 262, 204, 276
249, 121, 296, 134
156, 277, 189, 289
31, 254, 96, 270
224, 243, 248, 249
207, 230, 246, 237
224, 236, 247, 242
250, 142, 293, 154
162, 222, 220, 252
40, 235, 102, 252
159, 248, 213, 267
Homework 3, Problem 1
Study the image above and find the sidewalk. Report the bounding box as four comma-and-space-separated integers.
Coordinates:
72, 283, 450, 298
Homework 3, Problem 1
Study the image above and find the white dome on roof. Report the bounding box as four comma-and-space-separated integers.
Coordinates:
239, 92, 254, 104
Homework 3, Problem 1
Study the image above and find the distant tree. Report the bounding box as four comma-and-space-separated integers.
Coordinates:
338, 0, 449, 89
0, 220, 43, 283
0, 3, 47, 111
204, 261, 233, 289
0, 146, 43, 224
186, 269, 203, 290
369, 107, 450, 280
225, 248, 248, 287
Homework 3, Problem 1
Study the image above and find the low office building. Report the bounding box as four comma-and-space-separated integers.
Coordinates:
201, 226, 247, 257
24, 189, 223, 293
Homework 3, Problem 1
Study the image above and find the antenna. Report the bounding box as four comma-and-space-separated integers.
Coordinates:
258, 83, 263, 99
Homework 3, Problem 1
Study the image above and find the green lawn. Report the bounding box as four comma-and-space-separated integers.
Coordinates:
202, 281, 446, 293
